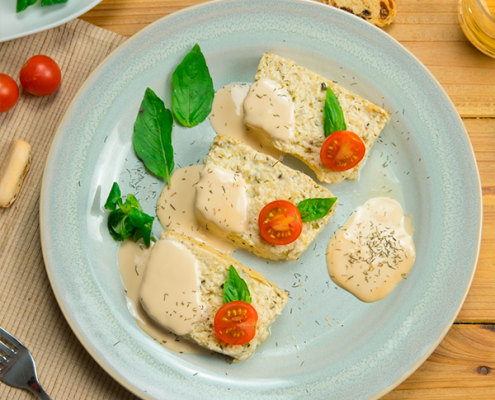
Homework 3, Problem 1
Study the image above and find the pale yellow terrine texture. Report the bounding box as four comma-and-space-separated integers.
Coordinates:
254, 52, 390, 183
161, 230, 288, 361
203, 135, 337, 261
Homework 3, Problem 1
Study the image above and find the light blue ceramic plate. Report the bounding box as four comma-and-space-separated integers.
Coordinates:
40, 0, 482, 399
0, 0, 103, 42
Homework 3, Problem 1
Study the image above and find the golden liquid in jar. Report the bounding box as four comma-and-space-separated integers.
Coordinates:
459, 0, 495, 58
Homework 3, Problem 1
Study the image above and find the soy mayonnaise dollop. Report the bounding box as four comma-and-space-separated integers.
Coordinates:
209, 83, 284, 160
195, 164, 250, 234
243, 78, 295, 142
156, 166, 236, 253
139, 239, 207, 336
326, 197, 416, 302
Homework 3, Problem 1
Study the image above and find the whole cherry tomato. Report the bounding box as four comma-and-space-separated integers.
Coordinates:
19, 55, 61, 96
320, 130, 366, 172
0, 74, 19, 112
214, 301, 258, 345
258, 200, 303, 245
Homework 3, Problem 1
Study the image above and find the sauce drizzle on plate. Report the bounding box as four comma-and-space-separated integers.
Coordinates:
326, 197, 416, 302
118, 239, 209, 354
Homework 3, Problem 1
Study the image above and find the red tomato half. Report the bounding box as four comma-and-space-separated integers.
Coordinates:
214, 301, 258, 345
320, 130, 366, 172
20, 55, 61, 96
0, 74, 19, 113
258, 200, 303, 245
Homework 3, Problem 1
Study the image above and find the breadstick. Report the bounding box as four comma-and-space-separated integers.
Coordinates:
0, 140, 31, 208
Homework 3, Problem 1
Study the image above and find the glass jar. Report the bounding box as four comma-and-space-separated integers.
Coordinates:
459, 0, 495, 58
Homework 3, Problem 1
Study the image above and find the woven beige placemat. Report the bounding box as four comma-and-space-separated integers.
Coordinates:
0, 19, 140, 400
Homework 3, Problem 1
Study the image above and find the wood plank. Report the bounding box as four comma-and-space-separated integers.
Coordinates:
456, 119, 495, 323
384, 0, 495, 118
398, 43, 495, 118
383, 324, 495, 399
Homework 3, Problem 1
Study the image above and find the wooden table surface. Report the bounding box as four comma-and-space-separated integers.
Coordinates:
79, 0, 495, 398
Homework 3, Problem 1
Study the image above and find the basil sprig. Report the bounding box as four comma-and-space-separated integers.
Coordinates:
41, 0, 67, 5
17, 0, 66, 12
223, 266, 252, 304
104, 182, 155, 247
133, 88, 174, 185
17, 0, 37, 12
172, 44, 214, 127
297, 197, 338, 222
323, 87, 346, 137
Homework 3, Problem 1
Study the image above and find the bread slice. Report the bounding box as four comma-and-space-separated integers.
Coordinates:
161, 230, 288, 361
203, 135, 337, 261
253, 53, 390, 183
322, 0, 396, 28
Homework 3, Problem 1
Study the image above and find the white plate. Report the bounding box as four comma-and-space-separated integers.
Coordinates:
0, 0, 102, 42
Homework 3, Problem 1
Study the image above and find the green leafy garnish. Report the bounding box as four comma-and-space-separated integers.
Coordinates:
41, 0, 67, 5
17, 0, 67, 12
323, 87, 346, 137
104, 182, 155, 247
223, 266, 252, 304
133, 88, 174, 184
104, 182, 121, 211
17, 0, 37, 12
297, 197, 338, 222
172, 43, 214, 127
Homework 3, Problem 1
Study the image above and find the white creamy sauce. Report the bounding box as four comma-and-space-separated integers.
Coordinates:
195, 164, 250, 234
139, 239, 207, 336
326, 197, 416, 303
118, 239, 209, 354
243, 78, 295, 142
156, 165, 236, 253
209, 84, 284, 160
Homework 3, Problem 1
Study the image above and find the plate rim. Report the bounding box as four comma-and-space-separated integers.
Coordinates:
0, 0, 103, 43
39, 0, 483, 398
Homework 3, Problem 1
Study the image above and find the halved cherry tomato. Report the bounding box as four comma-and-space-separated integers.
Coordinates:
320, 130, 366, 172
19, 55, 61, 96
258, 200, 303, 245
0, 74, 19, 113
214, 301, 258, 345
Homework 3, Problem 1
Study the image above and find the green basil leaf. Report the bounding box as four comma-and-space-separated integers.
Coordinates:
128, 208, 154, 227
105, 183, 155, 247
120, 194, 142, 214
223, 265, 252, 304
141, 222, 153, 247
113, 215, 136, 239
323, 87, 346, 137
133, 88, 174, 183
41, 0, 67, 5
17, 0, 37, 13
297, 197, 338, 222
104, 182, 121, 211
107, 209, 126, 241
172, 44, 214, 127
133, 229, 143, 243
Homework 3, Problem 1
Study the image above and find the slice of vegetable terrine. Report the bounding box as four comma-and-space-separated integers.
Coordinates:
252, 52, 390, 183
159, 230, 288, 361
200, 135, 337, 261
